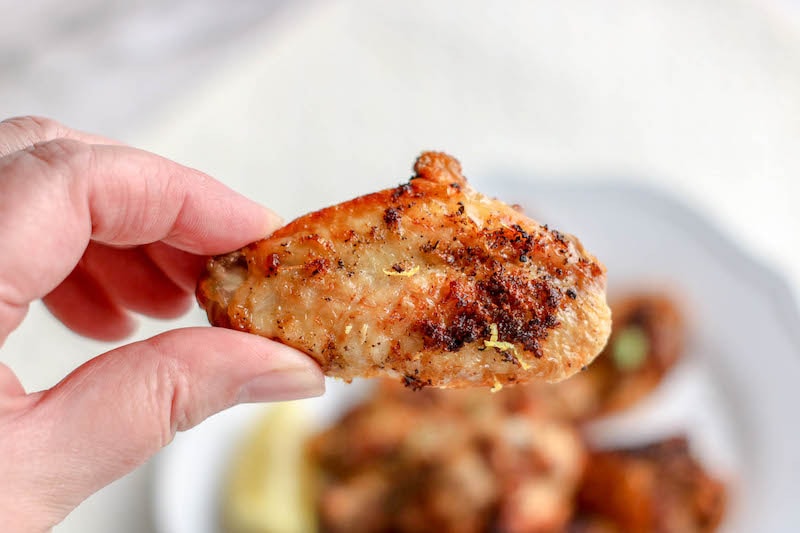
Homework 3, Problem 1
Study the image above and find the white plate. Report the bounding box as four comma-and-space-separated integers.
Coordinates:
152, 180, 800, 533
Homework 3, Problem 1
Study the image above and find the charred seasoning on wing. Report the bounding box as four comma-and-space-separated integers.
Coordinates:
383, 207, 401, 229
264, 253, 281, 276
416, 271, 562, 358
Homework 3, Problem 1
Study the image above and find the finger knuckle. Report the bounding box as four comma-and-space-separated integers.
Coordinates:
147, 335, 195, 446
1, 115, 65, 141
23, 138, 95, 179
26, 137, 90, 165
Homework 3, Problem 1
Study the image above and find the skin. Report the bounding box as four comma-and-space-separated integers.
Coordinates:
0, 116, 325, 533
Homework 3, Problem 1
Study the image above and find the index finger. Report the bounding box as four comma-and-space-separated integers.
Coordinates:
0, 136, 278, 335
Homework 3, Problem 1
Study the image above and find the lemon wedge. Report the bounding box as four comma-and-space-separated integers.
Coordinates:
221, 403, 316, 533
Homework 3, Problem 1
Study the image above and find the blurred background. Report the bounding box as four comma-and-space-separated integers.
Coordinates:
1, 1, 799, 532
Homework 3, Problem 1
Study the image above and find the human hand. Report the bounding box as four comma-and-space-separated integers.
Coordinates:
0, 117, 325, 532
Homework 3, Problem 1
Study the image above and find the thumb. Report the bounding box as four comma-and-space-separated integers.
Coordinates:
1, 328, 323, 532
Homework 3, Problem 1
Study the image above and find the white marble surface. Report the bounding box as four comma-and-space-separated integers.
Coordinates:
1, 1, 799, 532
0, 0, 299, 138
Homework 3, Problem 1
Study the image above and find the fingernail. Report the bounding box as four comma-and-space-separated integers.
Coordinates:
238, 368, 324, 403
261, 206, 284, 235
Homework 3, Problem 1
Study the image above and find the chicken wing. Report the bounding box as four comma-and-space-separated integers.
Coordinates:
197, 152, 611, 388
541, 292, 685, 420
308, 381, 586, 533
574, 438, 726, 533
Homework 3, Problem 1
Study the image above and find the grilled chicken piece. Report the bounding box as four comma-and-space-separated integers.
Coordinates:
308, 381, 586, 533
574, 438, 726, 533
544, 292, 685, 420
197, 152, 611, 388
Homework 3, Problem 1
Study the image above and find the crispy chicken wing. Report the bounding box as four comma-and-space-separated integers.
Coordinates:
542, 292, 685, 420
573, 438, 726, 533
308, 382, 586, 533
197, 152, 611, 388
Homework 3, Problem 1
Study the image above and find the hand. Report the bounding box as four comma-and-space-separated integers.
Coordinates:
0, 117, 325, 532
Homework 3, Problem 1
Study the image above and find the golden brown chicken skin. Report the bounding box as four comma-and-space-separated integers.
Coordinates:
197, 152, 611, 388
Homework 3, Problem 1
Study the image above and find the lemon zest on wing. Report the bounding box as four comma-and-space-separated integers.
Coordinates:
382, 265, 420, 277
484, 323, 531, 370
491, 376, 504, 393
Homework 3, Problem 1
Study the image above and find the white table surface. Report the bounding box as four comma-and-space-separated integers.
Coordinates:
1, 1, 799, 531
